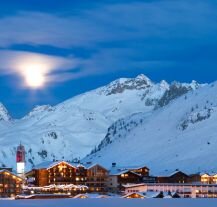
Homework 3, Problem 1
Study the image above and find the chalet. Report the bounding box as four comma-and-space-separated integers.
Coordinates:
73, 194, 89, 199
0, 169, 23, 198
211, 173, 217, 184
157, 170, 189, 183
107, 164, 149, 193
26, 161, 109, 193
122, 192, 145, 199
189, 173, 210, 184
189, 173, 217, 184
85, 163, 109, 192
26, 161, 77, 187
73, 193, 109, 199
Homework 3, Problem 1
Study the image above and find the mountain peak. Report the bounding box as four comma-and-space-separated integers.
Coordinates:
135, 74, 151, 82
0, 103, 11, 121
102, 74, 153, 95
159, 80, 170, 89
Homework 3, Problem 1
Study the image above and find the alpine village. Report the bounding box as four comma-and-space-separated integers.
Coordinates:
1, 143, 217, 200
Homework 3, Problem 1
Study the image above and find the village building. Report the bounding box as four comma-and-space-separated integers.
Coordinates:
73, 193, 109, 199
85, 162, 109, 192
211, 173, 217, 184
25, 160, 89, 195
157, 170, 189, 183
107, 163, 150, 193
122, 183, 217, 198
190, 173, 217, 184
0, 169, 23, 198
25, 161, 109, 194
26, 161, 77, 187
122, 192, 145, 199
75, 164, 87, 185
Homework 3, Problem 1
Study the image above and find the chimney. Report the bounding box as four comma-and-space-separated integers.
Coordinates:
112, 163, 116, 167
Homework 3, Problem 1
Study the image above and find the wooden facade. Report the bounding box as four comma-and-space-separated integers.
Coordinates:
118, 171, 142, 185
108, 165, 149, 193
86, 164, 108, 192
27, 161, 77, 187
0, 170, 23, 198
47, 162, 76, 185
75, 165, 87, 185
26, 161, 109, 193
189, 173, 217, 184
157, 171, 189, 183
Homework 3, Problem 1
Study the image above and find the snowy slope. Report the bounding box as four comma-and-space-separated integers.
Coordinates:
0, 75, 199, 170
84, 82, 217, 175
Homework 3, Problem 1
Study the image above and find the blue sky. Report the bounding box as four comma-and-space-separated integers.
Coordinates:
0, 0, 216, 118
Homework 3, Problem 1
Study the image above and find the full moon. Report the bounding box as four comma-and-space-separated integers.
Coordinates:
23, 65, 46, 89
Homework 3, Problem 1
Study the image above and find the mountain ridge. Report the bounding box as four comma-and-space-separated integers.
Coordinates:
0, 75, 202, 170
84, 81, 217, 175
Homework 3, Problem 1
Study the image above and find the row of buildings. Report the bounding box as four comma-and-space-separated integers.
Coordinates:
1, 144, 217, 198
24, 161, 151, 194
2, 159, 217, 198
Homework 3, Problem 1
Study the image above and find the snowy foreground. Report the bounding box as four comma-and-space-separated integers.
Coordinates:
0, 199, 217, 207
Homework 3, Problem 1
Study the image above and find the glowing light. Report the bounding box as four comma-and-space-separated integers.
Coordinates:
0, 50, 76, 89
15, 54, 54, 89
23, 65, 46, 88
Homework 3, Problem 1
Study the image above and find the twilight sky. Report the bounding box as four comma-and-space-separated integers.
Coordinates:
0, 0, 216, 118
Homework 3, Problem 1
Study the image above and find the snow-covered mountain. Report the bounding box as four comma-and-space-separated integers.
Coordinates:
0, 103, 11, 121
0, 74, 200, 170
84, 82, 217, 175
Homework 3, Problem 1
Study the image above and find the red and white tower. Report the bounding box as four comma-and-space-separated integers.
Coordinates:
16, 143, 25, 177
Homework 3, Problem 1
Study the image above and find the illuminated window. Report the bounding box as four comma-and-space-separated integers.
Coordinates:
121, 174, 128, 178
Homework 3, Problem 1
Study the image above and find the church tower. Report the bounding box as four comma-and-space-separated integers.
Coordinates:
16, 143, 25, 177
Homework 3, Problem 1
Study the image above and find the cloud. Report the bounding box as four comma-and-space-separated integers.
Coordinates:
0, 50, 78, 87
0, 0, 216, 82
0, 0, 216, 48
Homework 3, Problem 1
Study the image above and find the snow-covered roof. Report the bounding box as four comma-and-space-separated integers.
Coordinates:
200, 172, 210, 176
73, 194, 89, 199
145, 191, 162, 198
109, 168, 130, 176
210, 173, 217, 177
33, 161, 55, 169
115, 164, 149, 171
192, 172, 217, 177
122, 192, 145, 198
122, 183, 145, 188
73, 193, 108, 199
76, 163, 86, 168
157, 170, 188, 177
109, 164, 148, 176
33, 160, 76, 170
0, 169, 22, 180
144, 191, 179, 198
83, 163, 108, 171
